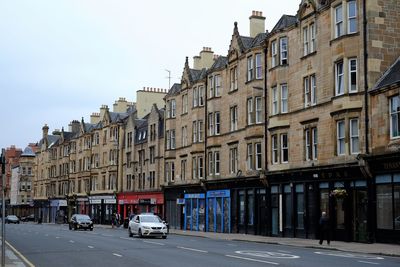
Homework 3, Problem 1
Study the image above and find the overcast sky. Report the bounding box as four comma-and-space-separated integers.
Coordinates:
0, 0, 300, 150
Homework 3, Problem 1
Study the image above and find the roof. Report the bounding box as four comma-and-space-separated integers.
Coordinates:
210, 56, 228, 71
38, 135, 60, 148
240, 36, 254, 50
21, 146, 35, 157
270, 15, 297, 34
190, 68, 207, 82
166, 83, 181, 97
371, 57, 400, 91
109, 112, 129, 123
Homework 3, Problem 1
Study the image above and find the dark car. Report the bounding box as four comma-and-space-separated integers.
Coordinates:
5, 215, 20, 224
21, 214, 35, 222
69, 214, 93, 231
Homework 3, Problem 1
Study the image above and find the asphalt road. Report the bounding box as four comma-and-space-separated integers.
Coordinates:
4, 223, 400, 267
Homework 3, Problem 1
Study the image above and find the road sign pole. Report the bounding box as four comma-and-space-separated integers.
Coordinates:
1, 148, 6, 267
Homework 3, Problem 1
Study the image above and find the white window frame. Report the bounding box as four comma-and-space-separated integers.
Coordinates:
272, 86, 278, 115
281, 133, 289, 163
349, 58, 358, 93
310, 23, 316, 53
215, 75, 221, 96
247, 143, 253, 170
312, 127, 318, 160
335, 61, 344, 96
198, 157, 204, 179
390, 96, 400, 139
255, 97, 262, 123
335, 4, 343, 38
199, 86, 204, 106
255, 143, 262, 170
198, 120, 203, 142
192, 121, 197, 143
337, 120, 345, 155
280, 37, 288, 65
230, 106, 238, 131
171, 99, 176, 118
272, 135, 278, 164
229, 147, 238, 174
230, 67, 238, 91
214, 151, 220, 175
280, 84, 288, 113
347, 0, 357, 34
182, 94, 188, 114
170, 130, 176, 149
215, 112, 221, 135
193, 87, 198, 107
247, 98, 254, 125
350, 118, 359, 154
208, 113, 214, 136
303, 26, 309, 56
192, 157, 197, 179
209, 76, 214, 98
247, 56, 254, 81
208, 152, 213, 176
271, 40, 277, 67
255, 53, 262, 79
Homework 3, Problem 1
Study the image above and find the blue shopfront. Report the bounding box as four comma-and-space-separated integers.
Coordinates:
184, 193, 205, 231
206, 190, 231, 233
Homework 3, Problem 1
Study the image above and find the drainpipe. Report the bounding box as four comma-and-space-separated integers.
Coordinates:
263, 46, 269, 175
203, 74, 208, 194
363, 0, 369, 155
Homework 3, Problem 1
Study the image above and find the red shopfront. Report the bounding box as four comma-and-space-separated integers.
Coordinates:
117, 192, 164, 220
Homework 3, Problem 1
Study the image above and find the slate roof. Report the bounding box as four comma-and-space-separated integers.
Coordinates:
190, 68, 208, 82
166, 83, 182, 97
371, 57, 400, 91
21, 146, 35, 157
210, 56, 228, 71
270, 15, 298, 34
135, 119, 148, 144
38, 135, 60, 148
240, 36, 254, 50
109, 112, 129, 123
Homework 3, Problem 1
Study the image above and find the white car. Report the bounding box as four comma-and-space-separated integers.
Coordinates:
128, 214, 168, 239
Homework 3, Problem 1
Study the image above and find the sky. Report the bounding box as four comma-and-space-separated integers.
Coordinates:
0, 0, 300, 150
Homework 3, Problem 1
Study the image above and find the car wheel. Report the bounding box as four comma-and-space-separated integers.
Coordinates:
90, 228, 93, 231
162, 235, 167, 239
17, 221, 20, 224
74, 225, 77, 231
138, 228, 143, 238
128, 228, 133, 237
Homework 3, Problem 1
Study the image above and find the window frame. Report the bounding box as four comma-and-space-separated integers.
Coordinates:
335, 4, 344, 38
279, 37, 288, 65
347, 0, 357, 34
280, 84, 288, 113
349, 58, 358, 93
350, 118, 359, 154
247, 55, 254, 81
271, 40, 277, 67
255, 53, 262, 79
335, 61, 344, 96
337, 120, 346, 155
281, 133, 289, 163
390, 95, 400, 139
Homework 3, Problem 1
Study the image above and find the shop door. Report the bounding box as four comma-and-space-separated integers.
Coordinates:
256, 189, 267, 236
352, 188, 368, 242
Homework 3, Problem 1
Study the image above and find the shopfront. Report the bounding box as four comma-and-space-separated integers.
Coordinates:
76, 197, 89, 215
117, 191, 164, 221
89, 195, 116, 224
33, 199, 50, 223
184, 193, 205, 231
50, 199, 67, 223
206, 190, 231, 233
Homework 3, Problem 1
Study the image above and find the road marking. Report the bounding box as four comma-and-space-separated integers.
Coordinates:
5, 240, 36, 267
226, 255, 279, 265
69, 240, 75, 243
143, 240, 165, 246
88, 246, 94, 249
236, 251, 299, 259
119, 237, 133, 241
277, 250, 291, 253
358, 261, 380, 265
113, 253, 122, 257
102, 234, 113, 237
314, 251, 383, 260
177, 246, 208, 253
45, 234, 49, 237
227, 244, 237, 247
55, 237, 60, 239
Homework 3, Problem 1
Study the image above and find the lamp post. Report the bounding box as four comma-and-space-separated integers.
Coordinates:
1, 149, 6, 267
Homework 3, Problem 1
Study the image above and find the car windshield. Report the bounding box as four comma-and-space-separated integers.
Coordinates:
75, 215, 90, 220
8, 215, 18, 219
140, 216, 162, 223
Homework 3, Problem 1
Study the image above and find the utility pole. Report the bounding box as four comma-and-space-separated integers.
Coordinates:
165, 69, 171, 89
1, 148, 6, 267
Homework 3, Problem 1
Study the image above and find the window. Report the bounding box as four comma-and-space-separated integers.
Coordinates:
281, 84, 288, 113
390, 96, 400, 138
375, 174, 400, 230
281, 133, 289, 163
310, 23, 316, 53
193, 87, 198, 107
255, 53, 262, 79
247, 144, 253, 170
255, 97, 262, 123
214, 151, 220, 175
209, 76, 214, 98
171, 99, 176, 118
199, 86, 205, 106
198, 120, 204, 142
303, 26, 309, 56
192, 157, 197, 179
182, 94, 188, 114
181, 160, 186, 180
348, 0, 357, 34
247, 98, 254, 125
349, 58, 357, 93
271, 40, 277, 67
208, 152, 213, 176
208, 113, 214, 135
335, 4, 343, 38
350, 118, 359, 154
255, 143, 262, 170
230, 67, 238, 91
337, 120, 345, 155
215, 75, 221, 96
335, 61, 344, 95
280, 37, 288, 65
170, 130, 176, 149
305, 127, 318, 161
272, 86, 278, 115
192, 122, 197, 143
247, 56, 254, 81
171, 162, 175, 182
230, 106, 238, 131
166, 130, 170, 149
182, 126, 187, 147
304, 74, 316, 107
272, 135, 278, 164
229, 147, 238, 174
198, 157, 203, 179
215, 112, 220, 135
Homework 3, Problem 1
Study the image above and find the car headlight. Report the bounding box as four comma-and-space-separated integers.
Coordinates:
162, 227, 166, 230
142, 226, 150, 229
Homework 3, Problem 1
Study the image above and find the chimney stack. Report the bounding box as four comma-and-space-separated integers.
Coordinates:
99, 105, 108, 119
42, 124, 49, 139
249, 10, 265, 38
193, 47, 214, 70
69, 120, 81, 133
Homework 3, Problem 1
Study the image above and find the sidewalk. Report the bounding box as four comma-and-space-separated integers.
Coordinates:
168, 229, 400, 257
0, 241, 27, 267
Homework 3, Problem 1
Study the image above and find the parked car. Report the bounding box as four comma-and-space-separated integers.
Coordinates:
128, 214, 168, 239
5, 215, 20, 224
21, 214, 35, 222
69, 214, 93, 231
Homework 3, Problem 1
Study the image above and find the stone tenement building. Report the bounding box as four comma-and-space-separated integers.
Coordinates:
29, 0, 400, 244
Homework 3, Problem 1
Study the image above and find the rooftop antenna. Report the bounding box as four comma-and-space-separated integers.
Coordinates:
165, 69, 171, 89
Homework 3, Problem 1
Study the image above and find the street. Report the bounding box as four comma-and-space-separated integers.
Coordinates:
4, 223, 400, 267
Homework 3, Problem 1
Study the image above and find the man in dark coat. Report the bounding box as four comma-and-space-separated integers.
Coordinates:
319, 211, 331, 245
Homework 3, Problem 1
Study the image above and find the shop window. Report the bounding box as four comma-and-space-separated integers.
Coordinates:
271, 186, 279, 235
390, 95, 400, 139
376, 174, 400, 230
247, 190, 254, 226
296, 184, 304, 230
284, 185, 292, 230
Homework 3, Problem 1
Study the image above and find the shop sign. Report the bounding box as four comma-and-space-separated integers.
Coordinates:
176, 198, 185, 205
90, 199, 101, 204
207, 190, 230, 198
59, 200, 67, 207
118, 200, 124, 205
184, 193, 205, 199
76, 198, 88, 202
139, 199, 151, 204
104, 199, 116, 204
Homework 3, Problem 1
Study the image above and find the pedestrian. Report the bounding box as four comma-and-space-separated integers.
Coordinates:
116, 213, 120, 227
319, 211, 331, 245
111, 213, 116, 228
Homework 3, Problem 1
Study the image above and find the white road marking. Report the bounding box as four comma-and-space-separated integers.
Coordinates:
358, 261, 380, 265
314, 251, 383, 260
102, 234, 113, 237
226, 254, 279, 265
227, 244, 237, 247
69, 240, 75, 243
119, 237, 133, 241
88, 246, 94, 249
55, 237, 60, 239
113, 253, 122, 257
143, 240, 165, 246
277, 250, 291, 253
177, 246, 208, 253
45, 234, 49, 237
236, 251, 299, 259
